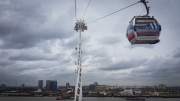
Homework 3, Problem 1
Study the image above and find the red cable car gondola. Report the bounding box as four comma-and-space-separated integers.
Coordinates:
126, 0, 161, 45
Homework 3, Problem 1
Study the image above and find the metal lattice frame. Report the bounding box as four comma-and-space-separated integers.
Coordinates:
74, 20, 87, 101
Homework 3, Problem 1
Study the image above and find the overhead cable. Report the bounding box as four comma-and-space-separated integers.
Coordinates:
88, 1, 140, 24
74, 0, 77, 20
81, 0, 91, 19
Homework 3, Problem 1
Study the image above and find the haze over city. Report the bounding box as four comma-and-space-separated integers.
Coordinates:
0, 0, 180, 87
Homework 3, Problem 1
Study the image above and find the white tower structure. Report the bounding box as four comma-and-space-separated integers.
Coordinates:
74, 20, 87, 101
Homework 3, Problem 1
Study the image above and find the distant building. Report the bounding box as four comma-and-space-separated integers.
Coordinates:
21, 84, 25, 89
46, 80, 51, 91
46, 80, 57, 91
50, 80, 57, 91
66, 83, 70, 89
0, 84, 6, 90
134, 89, 141, 95
158, 84, 166, 89
153, 86, 158, 91
34, 89, 42, 94
94, 82, 98, 86
38, 80, 43, 89
124, 88, 133, 95
110, 86, 118, 89
89, 84, 95, 90
82, 86, 90, 90
152, 91, 169, 96
94, 85, 106, 92
67, 88, 73, 93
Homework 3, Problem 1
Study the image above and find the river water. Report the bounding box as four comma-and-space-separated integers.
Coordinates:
0, 97, 180, 101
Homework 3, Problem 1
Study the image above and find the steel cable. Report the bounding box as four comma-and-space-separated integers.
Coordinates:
88, 1, 140, 24
81, 0, 91, 20
74, 0, 77, 20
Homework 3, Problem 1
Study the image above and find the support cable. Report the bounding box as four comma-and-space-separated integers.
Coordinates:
74, 0, 77, 20
88, 1, 140, 24
81, 0, 91, 20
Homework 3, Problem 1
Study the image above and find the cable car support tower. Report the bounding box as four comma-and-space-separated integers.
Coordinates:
74, 20, 87, 101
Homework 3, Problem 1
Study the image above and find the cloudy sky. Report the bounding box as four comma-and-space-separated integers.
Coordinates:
0, 0, 180, 87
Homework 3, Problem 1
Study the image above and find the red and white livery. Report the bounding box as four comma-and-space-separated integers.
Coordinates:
126, 16, 161, 45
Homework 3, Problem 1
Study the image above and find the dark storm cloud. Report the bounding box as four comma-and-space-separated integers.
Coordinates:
95, 56, 180, 85
96, 48, 180, 84
0, 0, 73, 49
129, 56, 180, 82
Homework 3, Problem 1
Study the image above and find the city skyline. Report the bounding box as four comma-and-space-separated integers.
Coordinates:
0, 0, 180, 86
1, 82, 175, 88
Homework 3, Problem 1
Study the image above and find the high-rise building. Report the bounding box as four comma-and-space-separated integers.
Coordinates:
0, 84, 6, 90
38, 80, 43, 89
66, 83, 70, 89
46, 80, 57, 91
21, 84, 25, 89
46, 80, 51, 91
50, 80, 57, 91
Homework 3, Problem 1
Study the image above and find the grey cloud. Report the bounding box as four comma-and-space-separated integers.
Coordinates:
99, 58, 148, 70
0, 0, 73, 49
8, 0, 48, 23
7, 61, 60, 72
0, 73, 38, 86
98, 35, 121, 45
130, 57, 180, 82
37, 41, 54, 54
0, 59, 15, 67
9, 53, 59, 61
88, 57, 112, 65
7, 48, 62, 61
64, 36, 77, 49
173, 47, 180, 58
0, 50, 16, 66
125, 44, 154, 49
84, 48, 109, 58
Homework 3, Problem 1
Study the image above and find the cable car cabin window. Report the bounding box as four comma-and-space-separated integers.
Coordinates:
135, 24, 148, 29
136, 24, 147, 26
153, 22, 158, 29
150, 23, 154, 29
135, 18, 159, 30
128, 21, 133, 29
127, 21, 134, 35
149, 26, 152, 29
